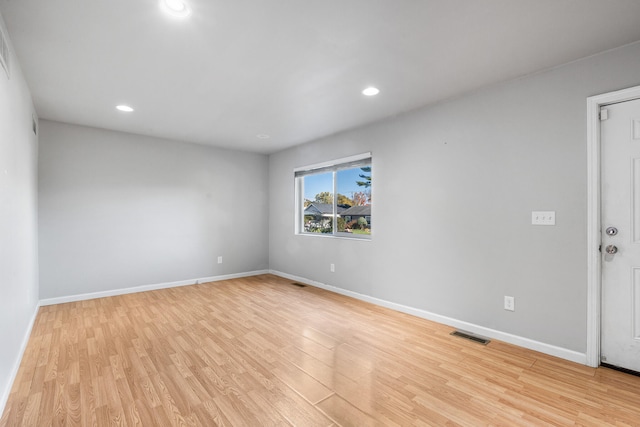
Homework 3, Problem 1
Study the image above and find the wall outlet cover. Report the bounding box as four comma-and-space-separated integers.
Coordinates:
504, 295, 515, 311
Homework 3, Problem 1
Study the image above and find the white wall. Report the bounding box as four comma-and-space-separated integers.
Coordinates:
39, 121, 269, 299
0, 13, 39, 412
269, 42, 640, 356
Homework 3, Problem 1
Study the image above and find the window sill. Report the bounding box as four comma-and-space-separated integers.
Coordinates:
296, 232, 371, 241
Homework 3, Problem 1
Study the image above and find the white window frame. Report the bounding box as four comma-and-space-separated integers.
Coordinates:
294, 152, 372, 240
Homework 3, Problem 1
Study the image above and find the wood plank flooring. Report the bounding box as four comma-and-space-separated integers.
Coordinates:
2, 274, 640, 426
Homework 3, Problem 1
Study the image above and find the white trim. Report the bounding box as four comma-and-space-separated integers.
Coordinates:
0, 302, 40, 415
39, 270, 269, 306
293, 152, 371, 173
586, 85, 640, 367
296, 233, 371, 242
270, 270, 586, 364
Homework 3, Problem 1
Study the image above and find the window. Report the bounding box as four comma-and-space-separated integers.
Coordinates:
295, 153, 372, 239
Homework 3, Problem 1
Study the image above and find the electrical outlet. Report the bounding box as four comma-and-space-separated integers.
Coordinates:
330, 263, 335, 272
218, 256, 223, 264
504, 296, 515, 311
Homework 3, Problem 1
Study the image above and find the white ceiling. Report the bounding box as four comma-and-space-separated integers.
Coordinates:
2, 0, 640, 154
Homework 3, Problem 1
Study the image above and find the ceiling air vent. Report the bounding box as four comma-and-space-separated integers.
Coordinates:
0, 26, 10, 78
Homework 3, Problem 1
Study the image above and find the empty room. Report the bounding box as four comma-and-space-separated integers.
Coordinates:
2, 0, 640, 425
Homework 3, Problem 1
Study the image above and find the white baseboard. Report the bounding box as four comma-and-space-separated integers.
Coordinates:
39, 270, 270, 306
269, 270, 587, 365
1, 301, 40, 417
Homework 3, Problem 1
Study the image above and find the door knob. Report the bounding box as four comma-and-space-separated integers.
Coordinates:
605, 245, 618, 254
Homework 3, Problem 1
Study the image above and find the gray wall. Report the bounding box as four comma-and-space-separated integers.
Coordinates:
39, 121, 269, 299
269, 42, 640, 354
0, 13, 39, 410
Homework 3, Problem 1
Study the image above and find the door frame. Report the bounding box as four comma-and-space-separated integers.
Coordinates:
587, 84, 640, 367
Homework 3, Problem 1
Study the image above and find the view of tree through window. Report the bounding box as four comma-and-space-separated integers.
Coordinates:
297, 157, 372, 238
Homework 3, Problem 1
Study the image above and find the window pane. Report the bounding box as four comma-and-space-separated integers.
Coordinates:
295, 154, 371, 239
336, 165, 371, 236
302, 172, 334, 233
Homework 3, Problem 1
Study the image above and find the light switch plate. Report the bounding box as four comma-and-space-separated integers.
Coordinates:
532, 211, 555, 225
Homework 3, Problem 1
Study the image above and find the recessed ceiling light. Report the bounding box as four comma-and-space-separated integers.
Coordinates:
256, 134, 270, 139
362, 87, 380, 96
116, 105, 134, 112
161, 0, 191, 17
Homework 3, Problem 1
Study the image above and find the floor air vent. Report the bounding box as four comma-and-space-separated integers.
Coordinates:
450, 330, 490, 345
291, 282, 307, 288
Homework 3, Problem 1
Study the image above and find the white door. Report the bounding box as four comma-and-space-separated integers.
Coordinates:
601, 97, 640, 371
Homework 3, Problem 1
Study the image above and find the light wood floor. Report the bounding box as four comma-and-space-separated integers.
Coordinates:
2, 275, 640, 426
